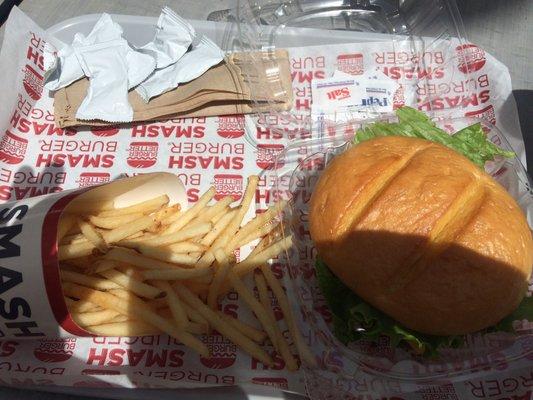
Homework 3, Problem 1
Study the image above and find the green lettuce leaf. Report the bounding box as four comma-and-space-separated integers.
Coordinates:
315, 259, 530, 357
353, 106, 515, 168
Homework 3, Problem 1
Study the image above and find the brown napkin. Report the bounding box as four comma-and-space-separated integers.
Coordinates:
54, 49, 293, 128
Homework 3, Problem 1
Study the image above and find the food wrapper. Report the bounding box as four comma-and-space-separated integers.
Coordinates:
0, 6, 530, 399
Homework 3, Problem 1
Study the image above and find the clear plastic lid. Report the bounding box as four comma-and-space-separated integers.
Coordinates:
219, 0, 533, 396
221, 0, 474, 148
272, 117, 532, 398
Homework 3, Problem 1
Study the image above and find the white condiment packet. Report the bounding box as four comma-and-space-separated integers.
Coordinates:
136, 6, 195, 69
136, 35, 224, 102
74, 40, 133, 122
45, 13, 123, 91
311, 68, 399, 123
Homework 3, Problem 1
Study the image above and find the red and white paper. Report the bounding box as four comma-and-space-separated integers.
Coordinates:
0, 6, 530, 399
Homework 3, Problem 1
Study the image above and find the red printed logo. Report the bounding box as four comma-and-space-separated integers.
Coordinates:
91, 126, 120, 137
256, 144, 285, 170
393, 85, 405, 109
217, 115, 245, 139
213, 174, 243, 201
251, 377, 289, 390
326, 87, 351, 101
456, 44, 486, 74
0, 131, 28, 164
23, 64, 44, 100
200, 333, 237, 369
127, 142, 158, 168
337, 53, 364, 75
465, 105, 496, 125
76, 172, 111, 188
33, 338, 76, 363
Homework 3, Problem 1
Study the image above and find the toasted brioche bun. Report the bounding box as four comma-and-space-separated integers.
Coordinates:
309, 136, 532, 335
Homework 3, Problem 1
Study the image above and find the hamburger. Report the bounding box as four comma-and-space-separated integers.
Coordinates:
309, 107, 533, 355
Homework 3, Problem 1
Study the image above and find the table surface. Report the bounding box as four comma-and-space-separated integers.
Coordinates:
0, 0, 531, 399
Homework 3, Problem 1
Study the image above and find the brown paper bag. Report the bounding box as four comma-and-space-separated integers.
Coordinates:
54, 50, 293, 128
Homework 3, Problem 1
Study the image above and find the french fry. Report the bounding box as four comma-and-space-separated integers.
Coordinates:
163, 187, 216, 233
61, 270, 121, 290
199, 210, 237, 247
89, 212, 145, 230
62, 283, 208, 357
58, 241, 96, 261
260, 265, 316, 367
141, 266, 212, 281
167, 241, 207, 254
60, 233, 88, 245
87, 321, 160, 336
147, 297, 169, 310
57, 214, 76, 242
248, 226, 284, 258
102, 215, 155, 244
153, 204, 181, 223
137, 246, 199, 266
78, 220, 108, 252
194, 196, 234, 223
152, 280, 188, 329
114, 265, 145, 281
229, 202, 285, 250
92, 259, 118, 274
71, 309, 121, 326
108, 314, 131, 323
174, 283, 273, 366
220, 313, 267, 343
207, 249, 232, 309
197, 176, 258, 269
255, 272, 298, 371
65, 298, 101, 313
141, 222, 211, 247
96, 195, 169, 218
235, 220, 280, 249
181, 301, 209, 328
233, 236, 293, 278
105, 247, 187, 270
227, 271, 279, 351
98, 269, 164, 299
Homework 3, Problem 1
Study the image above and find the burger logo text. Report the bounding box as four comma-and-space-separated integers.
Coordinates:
0, 131, 28, 164
127, 142, 159, 168
77, 172, 111, 188
256, 144, 285, 170
456, 44, 486, 74
214, 174, 244, 201
337, 53, 364, 75
217, 115, 245, 139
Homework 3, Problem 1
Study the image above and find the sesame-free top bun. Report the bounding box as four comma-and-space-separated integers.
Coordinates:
309, 136, 533, 336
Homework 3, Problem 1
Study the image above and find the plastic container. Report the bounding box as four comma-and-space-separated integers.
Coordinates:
269, 115, 533, 398
220, 0, 479, 148
218, 0, 533, 398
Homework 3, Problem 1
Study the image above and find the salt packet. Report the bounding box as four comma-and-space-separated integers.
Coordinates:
136, 35, 224, 102
311, 68, 399, 123
136, 6, 195, 69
